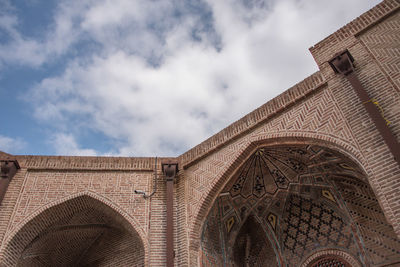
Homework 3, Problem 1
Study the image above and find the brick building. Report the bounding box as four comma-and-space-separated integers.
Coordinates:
1, 0, 400, 266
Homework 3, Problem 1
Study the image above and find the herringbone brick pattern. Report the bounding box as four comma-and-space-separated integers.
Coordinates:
3, 171, 150, 241
333, 176, 400, 266
360, 11, 400, 92
261, 87, 356, 145
186, 86, 360, 250
310, 0, 400, 66
0, 2, 400, 267
1, 195, 145, 266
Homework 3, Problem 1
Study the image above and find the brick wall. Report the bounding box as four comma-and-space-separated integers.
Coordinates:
182, 1, 400, 265
0, 157, 160, 265
0, 1, 399, 266
310, 0, 400, 237
0, 193, 146, 266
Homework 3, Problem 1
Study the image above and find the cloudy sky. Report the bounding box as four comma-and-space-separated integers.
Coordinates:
0, 0, 380, 157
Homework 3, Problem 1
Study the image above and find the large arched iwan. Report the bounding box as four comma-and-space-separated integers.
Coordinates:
0, 192, 147, 267
189, 136, 364, 252
196, 141, 400, 266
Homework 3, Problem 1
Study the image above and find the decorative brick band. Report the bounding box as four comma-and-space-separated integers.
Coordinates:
15, 155, 175, 171
300, 249, 361, 267
180, 72, 327, 168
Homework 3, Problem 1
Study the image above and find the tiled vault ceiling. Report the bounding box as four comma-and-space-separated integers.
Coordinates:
201, 145, 400, 266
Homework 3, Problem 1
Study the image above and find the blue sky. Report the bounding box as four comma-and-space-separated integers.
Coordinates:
0, 0, 381, 157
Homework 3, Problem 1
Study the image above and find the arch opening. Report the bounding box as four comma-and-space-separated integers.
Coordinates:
199, 144, 400, 266
2, 195, 145, 267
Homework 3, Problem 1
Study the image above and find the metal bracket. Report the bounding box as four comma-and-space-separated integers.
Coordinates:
0, 160, 20, 179
162, 162, 178, 181
328, 50, 354, 76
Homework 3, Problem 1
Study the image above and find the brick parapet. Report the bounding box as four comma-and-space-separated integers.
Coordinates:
0, 151, 13, 160
14, 155, 176, 171
310, 0, 400, 66
179, 72, 326, 168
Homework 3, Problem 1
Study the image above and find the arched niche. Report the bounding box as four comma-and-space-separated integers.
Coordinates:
231, 215, 278, 267
1, 194, 145, 267
199, 144, 400, 266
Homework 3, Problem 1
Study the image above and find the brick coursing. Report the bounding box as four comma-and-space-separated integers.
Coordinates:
1, 1, 400, 266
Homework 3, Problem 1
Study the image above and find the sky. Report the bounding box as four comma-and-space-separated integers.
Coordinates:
0, 0, 381, 157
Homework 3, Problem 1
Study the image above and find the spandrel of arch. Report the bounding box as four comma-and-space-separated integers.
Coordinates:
199, 144, 400, 266
1, 194, 146, 267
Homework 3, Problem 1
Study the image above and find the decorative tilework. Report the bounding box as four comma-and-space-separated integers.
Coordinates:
281, 194, 355, 266
201, 145, 400, 266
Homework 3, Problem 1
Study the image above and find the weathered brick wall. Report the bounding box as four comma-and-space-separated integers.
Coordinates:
0, 156, 160, 265
148, 168, 167, 266
1, 192, 147, 266
310, 0, 400, 237
0, 1, 399, 266
181, 1, 400, 265
358, 9, 400, 137
182, 86, 367, 265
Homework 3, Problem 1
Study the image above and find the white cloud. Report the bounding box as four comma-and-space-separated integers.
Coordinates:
19, 0, 380, 156
0, 135, 26, 154
50, 133, 98, 156
0, 0, 86, 67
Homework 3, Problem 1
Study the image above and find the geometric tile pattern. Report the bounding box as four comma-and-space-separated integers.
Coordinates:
201, 145, 400, 266
200, 204, 225, 267
332, 176, 400, 266
227, 145, 364, 201
281, 194, 355, 266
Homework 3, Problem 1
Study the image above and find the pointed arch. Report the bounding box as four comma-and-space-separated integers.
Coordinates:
191, 136, 400, 266
1, 191, 147, 266
190, 136, 367, 255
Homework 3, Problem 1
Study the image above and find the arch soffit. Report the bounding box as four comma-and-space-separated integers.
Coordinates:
189, 133, 369, 252
1, 190, 148, 255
